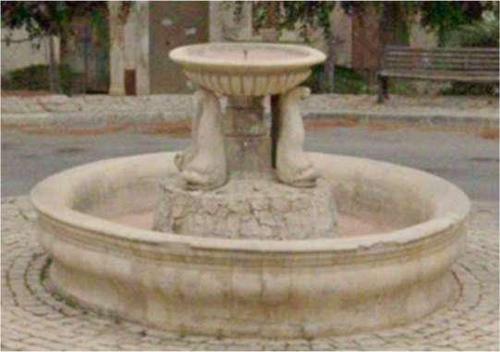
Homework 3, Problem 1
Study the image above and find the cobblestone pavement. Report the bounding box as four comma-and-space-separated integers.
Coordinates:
2, 94, 498, 131
1, 196, 498, 351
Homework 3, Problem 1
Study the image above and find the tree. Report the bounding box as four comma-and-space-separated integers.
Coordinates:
253, 2, 337, 92
448, 9, 499, 48
281, 2, 337, 92
1, 1, 107, 93
107, 1, 131, 96
419, 1, 485, 46
249, 1, 496, 91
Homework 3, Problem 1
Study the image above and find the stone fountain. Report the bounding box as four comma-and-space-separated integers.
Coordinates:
155, 43, 335, 240
31, 43, 469, 339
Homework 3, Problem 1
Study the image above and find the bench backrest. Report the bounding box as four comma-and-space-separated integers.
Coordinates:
382, 46, 499, 76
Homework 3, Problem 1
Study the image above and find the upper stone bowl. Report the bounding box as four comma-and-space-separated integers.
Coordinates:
169, 43, 326, 96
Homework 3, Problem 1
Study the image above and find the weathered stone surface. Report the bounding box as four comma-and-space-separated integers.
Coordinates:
277, 86, 318, 187
153, 175, 337, 239
170, 43, 325, 96
169, 43, 325, 190
175, 88, 227, 190
29, 152, 470, 339
223, 96, 272, 176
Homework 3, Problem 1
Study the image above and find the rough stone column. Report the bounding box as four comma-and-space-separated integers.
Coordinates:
108, 1, 126, 96
224, 96, 271, 177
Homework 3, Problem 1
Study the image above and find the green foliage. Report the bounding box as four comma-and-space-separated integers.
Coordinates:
253, 1, 335, 40
1, 1, 109, 94
1, 1, 107, 39
306, 65, 369, 94
443, 10, 499, 96
441, 82, 498, 96
447, 11, 499, 47
280, 1, 335, 40
387, 81, 416, 96
419, 1, 485, 46
2, 64, 79, 94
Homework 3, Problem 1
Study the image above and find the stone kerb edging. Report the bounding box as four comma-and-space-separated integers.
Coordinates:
2, 94, 498, 131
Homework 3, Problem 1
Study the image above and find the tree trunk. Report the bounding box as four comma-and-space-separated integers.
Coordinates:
323, 34, 336, 93
108, 1, 126, 96
48, 35, 61, 93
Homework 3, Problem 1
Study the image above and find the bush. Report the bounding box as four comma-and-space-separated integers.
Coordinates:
306, 65, 370, 94
443, 11, 499, 96
447, 11, 499, 48
1, 64, 81, 95
2, 64, 50, 91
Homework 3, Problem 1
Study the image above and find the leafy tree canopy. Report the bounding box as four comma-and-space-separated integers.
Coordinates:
1, 1, 107, 41
250, 1, 497, 45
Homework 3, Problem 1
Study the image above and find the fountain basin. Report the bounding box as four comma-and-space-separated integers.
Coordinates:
169, 43, 326, 95
31, 152, 469, 338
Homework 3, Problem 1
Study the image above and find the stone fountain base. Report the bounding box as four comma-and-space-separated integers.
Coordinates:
153, 175, 337, 240
31, 152, 469, 338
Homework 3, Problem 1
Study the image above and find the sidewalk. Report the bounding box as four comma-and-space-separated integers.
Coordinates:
1, 93, 498, 132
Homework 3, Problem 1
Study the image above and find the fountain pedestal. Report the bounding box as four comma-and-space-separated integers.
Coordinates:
154, 176, 336, 240
153, 43, 338, 239
154, 86, 337, 239
224, 96, 271, 177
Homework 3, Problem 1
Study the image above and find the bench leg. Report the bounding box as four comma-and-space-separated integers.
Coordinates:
377, 76, 388, 103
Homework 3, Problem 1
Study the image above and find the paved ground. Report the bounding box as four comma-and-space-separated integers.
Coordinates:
1, 197, 498, 350
2, 94, 498, 131
2, 126, 498, 201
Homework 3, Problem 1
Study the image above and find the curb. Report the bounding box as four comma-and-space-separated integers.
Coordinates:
3, 111, 497, 133
306, 111, 499, 130
2, 101, 498, 132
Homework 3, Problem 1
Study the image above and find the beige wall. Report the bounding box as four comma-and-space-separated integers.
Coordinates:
1, 28, 60, 74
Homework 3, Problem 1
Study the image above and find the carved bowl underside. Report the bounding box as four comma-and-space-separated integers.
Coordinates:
184, 69, 311, 96
170, 43, 326, 96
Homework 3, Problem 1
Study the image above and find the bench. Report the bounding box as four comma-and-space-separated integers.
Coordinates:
377, 46, 499, 103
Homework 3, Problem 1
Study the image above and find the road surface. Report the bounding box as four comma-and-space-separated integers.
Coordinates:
2, 127, 498, 202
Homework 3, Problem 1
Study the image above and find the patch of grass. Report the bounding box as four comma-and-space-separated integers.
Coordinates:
441, 82, 499, 96
332, 66, 370, 94
388, 80, 416, 95
307, 65, 418, 96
